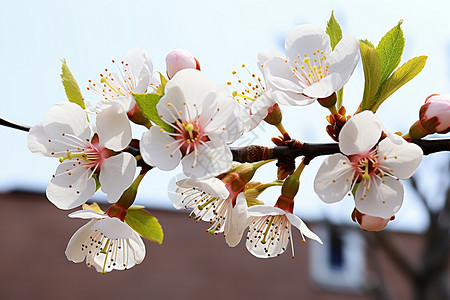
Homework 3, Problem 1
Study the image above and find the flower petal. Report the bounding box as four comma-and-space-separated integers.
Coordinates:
339, 110, 382, 155
92, 217, 134, 239
65, 219, 96, 263
286, 213, 322, 244
303, 72, 343, 98
263, 57, 304, 94
140, 126, 182, 171
96, 102, 132, 151
314, 154, 354, 203
99, 152, 137, 203
43, 102, 91, 142
46, 161, 97, 209
355, 176, 403, 219
176, 177, 229, 199
377, 138, 423, 179
182, 141, 232, 178
27, 124, 55, 156
326, 35, 360, 88
225, 194, 251, 247
128, 231, 146, 264
271, 90, 314, 106
285, 24, 331, 64
68, 210, 107, 220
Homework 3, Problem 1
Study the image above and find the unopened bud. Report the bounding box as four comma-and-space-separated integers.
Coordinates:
166, 49, 200, 79
263, 103, 283, 125
420, 94, 450, 134
351, 208, 394, 231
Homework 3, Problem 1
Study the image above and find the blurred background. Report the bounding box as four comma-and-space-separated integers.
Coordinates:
0, 0, 448, 299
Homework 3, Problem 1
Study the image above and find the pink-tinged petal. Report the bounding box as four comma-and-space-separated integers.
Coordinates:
303, 73, 343, 99
263, 57, 304, 93
100, 153, 137, 203
225, 194, 251, 247
68, 210, 107, 220
377, 138, 423, 179
46, 161, 97, 209
355, 176, 403, 219
285, 24, 331, 64
166, 49, 198, 79
314, 154, 354, 203
182, 142, 232, 178
271, 90, 314, 106
286, 213, 322, 244
43, 102, 91, 142
176, 177, 229, 199
65, 219, 96, 263
326, 35, 360, 87
339, 111, 382, 155
92, 217, 134, 239
96, 102, 132, 151
27, 124, 55, 156
140, 127, 182, 171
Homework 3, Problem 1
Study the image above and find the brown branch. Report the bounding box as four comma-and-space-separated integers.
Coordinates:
0, 118, 30, 132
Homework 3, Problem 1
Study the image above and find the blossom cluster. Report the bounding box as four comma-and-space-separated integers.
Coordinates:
24, 15, 448, 273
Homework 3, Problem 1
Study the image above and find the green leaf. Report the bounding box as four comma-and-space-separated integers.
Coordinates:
326, 11, 343, 50
374, 56, 427, 112
359, 41, 382, 111
156, 72, 168, 96
376, 20, 405, 84
132, 93, 174, 133
61, 60, 85, 109
360, 39, 375, 49
125, 208, 164, 244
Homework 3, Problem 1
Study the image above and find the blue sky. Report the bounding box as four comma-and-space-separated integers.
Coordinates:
1, 0, 449, 232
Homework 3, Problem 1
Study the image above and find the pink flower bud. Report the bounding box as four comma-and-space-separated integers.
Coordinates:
420, 94, 450, 134
351, 208, 394, 231
165, 49, 200, 79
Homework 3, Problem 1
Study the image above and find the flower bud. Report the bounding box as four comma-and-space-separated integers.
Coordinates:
420, 94, 450, 134
263, 103, 283, 125
351, 208, 394, 231
165, 49, 200, 79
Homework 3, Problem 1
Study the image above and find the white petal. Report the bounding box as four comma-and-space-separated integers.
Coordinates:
27, 124, 55, 156
176, 177, 229, 199
286, 213, 322, 244
46, 162, 97, 209
225, 194, 251, 247
65, 219, 96, 263
303, 73, 343, 99
68, 210, 107, 220
355, 176, 403, 219
140, 127, 182, 170
326, 35, 360, 88
285, 24, 331, 63
96, 102, 132, 151
43, 102, 91, 142
129, 231, 146, 264
92, 217, 134, 239
263, 57, 304, 94
339, 110, 382, 155
100, 153, 137, 203
247, 205, 286, 217
377, 138, 423, 179
125, 48, 154, 80
182, 142, 232, 178
271, 90, 314, 106
314, 154, 354, 203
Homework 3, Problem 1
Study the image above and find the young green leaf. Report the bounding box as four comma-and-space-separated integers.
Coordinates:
373, 56, 427, 112
326, 11, 343, 50
125, 208, 164, 244
360, 39, 375, 49
359, 41, 382, 111
132, 93, 174, 133
156, 72, 168, 96
61, 60, 85, 109
376, 20, 405, 84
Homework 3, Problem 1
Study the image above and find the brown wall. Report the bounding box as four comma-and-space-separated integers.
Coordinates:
0, 191, 444, 300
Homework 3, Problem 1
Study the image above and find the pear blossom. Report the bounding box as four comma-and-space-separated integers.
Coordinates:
166, 49, 200, 79
314, 111, 423, 219
65, 210, 145, 273
140, 69, 245, 178
245, 205, 322, 258
27, 102, 136, 209
261, 24, 360, 103
173, 176, 248, 244
87, 48, 157, 113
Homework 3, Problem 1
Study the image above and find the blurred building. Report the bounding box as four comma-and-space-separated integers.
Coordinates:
0, 191, 446, 300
